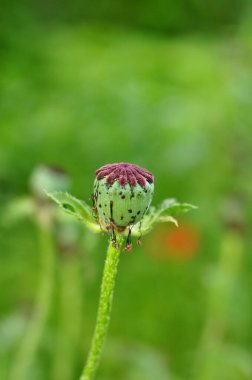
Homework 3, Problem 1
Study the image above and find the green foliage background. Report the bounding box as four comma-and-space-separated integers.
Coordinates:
1, 2, 252, 379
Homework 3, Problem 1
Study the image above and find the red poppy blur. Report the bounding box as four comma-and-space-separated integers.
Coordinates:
147, 222, 200, 261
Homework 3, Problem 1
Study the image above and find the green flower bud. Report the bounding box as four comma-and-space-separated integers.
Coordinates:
30, 165, 70, 200
93, 163, 154, 235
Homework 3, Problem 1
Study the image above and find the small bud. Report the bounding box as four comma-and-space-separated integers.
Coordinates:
30, 165, 71, 200
93, 163, 154, 235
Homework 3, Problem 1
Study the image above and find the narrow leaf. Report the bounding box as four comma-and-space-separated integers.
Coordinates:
159, 201, 198, 216
47, 191, 101, 232
159, 215, 178, 227
131, 199, 197, 236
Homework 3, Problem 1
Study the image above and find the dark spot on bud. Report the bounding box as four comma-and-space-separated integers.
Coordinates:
121, 195, 125, 199
128, 209, 132, 213
110, 201, 114, 221
121, 216, 124, 220
137, 211, 141, 215
99, 204, 102, 208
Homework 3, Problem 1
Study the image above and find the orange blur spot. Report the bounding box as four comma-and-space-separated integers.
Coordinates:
147, 223, 200, 261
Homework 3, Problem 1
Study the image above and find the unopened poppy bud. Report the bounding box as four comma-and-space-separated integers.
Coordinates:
93, 163, 154, 234
30, 165, 70, 200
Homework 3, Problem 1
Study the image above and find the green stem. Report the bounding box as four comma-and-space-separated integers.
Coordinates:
80, 235, 124, 380
9, 213, 54, 380
194, 231, 243, 380
52, 254, 83, 380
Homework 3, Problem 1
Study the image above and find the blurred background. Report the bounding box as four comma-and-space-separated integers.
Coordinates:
1, 1, 252, 379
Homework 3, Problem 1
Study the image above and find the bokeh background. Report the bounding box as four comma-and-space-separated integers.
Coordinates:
1, 1, 252, 379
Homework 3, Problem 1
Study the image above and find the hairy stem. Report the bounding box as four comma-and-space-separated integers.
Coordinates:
80, 235, 124, 380
9, 211, 54, 380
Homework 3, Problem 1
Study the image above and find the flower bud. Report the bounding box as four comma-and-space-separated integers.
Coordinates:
93, 163, 154, 233
30, 165, 71, 200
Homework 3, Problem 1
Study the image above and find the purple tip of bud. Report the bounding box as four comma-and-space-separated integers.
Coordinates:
96, 162, 154, 188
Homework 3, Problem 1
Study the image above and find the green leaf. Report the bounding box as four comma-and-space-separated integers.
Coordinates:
46, 192, 101, 233
131, 199, 197, 237
158, 199, 198, 217
159, 215, 178, 227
